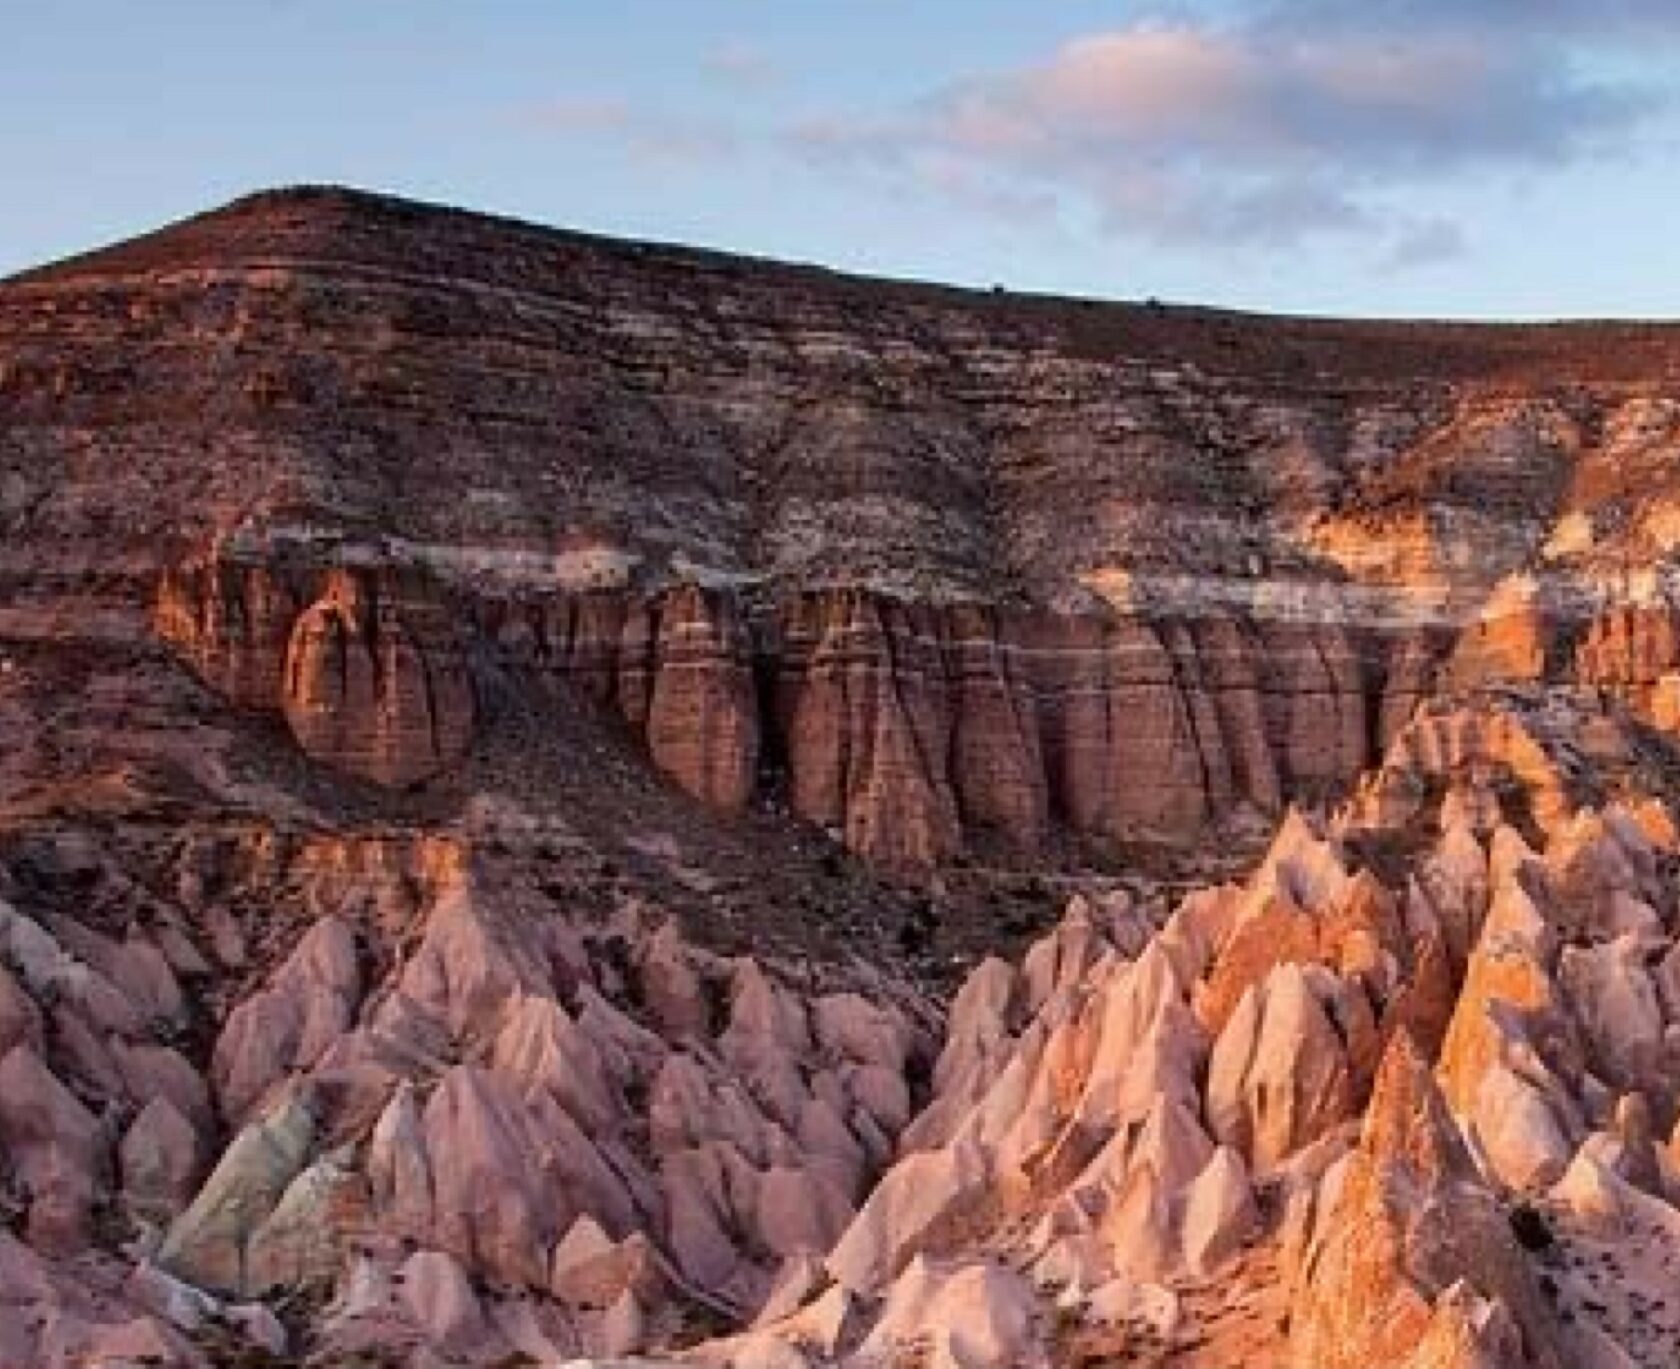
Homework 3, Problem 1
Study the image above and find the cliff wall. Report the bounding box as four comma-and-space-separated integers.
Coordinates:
12, 187, 1680, 868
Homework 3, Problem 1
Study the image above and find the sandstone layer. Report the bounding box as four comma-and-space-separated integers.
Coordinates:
12, 188, 1680, 870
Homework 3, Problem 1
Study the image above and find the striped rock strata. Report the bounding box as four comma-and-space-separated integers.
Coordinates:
12, 189, 1680, 870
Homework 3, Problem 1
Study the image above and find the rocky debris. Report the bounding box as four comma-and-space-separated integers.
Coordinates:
0, 1234, 214, 1369
156, 1091, 318, 1296
0, 1044, 104, 1256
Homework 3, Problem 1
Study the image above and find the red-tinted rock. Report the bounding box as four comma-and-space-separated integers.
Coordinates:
644, 585, 759, 811
281, 568, 474, 787
777, 591, 962, 870
154, 556, 304, 711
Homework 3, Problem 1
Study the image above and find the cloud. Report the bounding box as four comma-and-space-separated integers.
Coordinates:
785, 14, 1667, 257
1094, 171, 1373, 248
1262, 0, 1680, 37
521, 97, 738, 165
1383, 217, 1470, 270
702, 41, 782, 91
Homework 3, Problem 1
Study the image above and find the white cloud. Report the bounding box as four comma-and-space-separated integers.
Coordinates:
785, 15, 1664, 255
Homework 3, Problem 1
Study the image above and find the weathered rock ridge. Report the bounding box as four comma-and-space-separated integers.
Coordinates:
691, 692, 1680, 1369
12, 187, 1680, 869
153, 533, 1680, 873
156, 552, 1401, 866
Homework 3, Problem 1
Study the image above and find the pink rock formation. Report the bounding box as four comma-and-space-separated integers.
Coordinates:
643, 584, 760, 811
0, 1045, 103, 1256
1287, 1033, 1563, 1369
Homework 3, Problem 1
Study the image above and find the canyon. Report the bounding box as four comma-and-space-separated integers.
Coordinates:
7, 188, 1680, 1365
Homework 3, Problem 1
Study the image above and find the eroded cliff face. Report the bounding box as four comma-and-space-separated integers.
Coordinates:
150, 540, 1680, 875
13, 188, 1680, 871
155, 553, 1413, 868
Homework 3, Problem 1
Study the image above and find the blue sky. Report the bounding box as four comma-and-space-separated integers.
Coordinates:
4, 1, 1679, 318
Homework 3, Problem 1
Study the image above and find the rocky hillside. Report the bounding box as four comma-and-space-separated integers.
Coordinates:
10, 189, 1680, 1367
10, 186, 1680, 872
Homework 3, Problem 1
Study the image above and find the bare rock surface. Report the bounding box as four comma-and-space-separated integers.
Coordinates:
13, 191, 1680, 1364
685, 694, 1680, 1368
14, 188, 1680, 872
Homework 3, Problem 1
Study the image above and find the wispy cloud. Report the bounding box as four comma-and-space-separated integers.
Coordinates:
521, 97, 738, 165
785, 12, 1668, 256
1383, 217, 1469, 271
1261, 0, 1680, 37
701, 41, 781, 91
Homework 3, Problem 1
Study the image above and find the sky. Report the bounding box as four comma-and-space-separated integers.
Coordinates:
4, 1, 1680, 318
